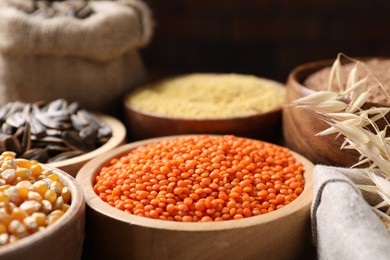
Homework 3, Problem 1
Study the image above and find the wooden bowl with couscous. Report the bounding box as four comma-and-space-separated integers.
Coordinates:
77, 135, 314, 260
0, 152, 85, 260
124, 73, 286, 142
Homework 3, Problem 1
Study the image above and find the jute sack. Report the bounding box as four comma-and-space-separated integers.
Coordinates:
312, 165, 390, 260
0, 0, 153, 114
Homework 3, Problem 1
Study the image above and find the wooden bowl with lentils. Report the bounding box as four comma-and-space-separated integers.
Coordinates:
77, 135, 314, 260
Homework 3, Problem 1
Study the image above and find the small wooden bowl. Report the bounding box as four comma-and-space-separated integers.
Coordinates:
48, 114, 126, 177
0, 167, 85, 260
77, 135, 314, 260
123, 76, 285, 142
282, 59, 390, 167
124, 105, 283, 142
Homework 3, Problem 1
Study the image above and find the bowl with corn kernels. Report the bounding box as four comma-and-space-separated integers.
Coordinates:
77, 135, 314, 260
124, 73, 286, 142
0, 152, 85, 260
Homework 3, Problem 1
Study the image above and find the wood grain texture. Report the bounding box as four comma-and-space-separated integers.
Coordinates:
282, 59, 390, 167
77, 135, 314, 260
0, 167, 85, 260
48, 113, 127, 177
124, 104, 282, 142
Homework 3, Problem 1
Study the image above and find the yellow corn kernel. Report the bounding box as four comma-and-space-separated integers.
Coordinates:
0, 179, 6, 186
61, 187, 71, 203
1, 151, 16, 159
30, 180, 48, 196
62, 204, 70, 213
44, 189, 57, 204
1, 159, 16, 170
50, 181, 64, 195
46, 210, 64, 225
19, 201, 41, 215
31, 212, 46, 227
15, 180, 32, 198
0, 233, 9, 245
23, 216, 38, 232
47, 173, 59, 181
30, 164, 43, 177
15, 168, 32, 179
0, 212, 11, 226
41, 200, 52, 214
0, 223, 6, 234
41, 170, 53, 177
11, 207, 28, 221
27, 191, 43, 202
53, 196, 64, 211
5, 187, 23, 205
0, 191, 9, 203
8, 219, 27, 237
8, 234, 19, 243
1, 169, 16, 184
15, 159, 32, 169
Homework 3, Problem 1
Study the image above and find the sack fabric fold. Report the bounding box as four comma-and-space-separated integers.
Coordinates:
312, 165, 390, 260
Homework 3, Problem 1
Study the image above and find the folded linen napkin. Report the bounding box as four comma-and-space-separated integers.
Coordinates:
312, 165, 390, 260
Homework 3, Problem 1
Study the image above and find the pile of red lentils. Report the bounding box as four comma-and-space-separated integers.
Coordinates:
93, 135, 305, 222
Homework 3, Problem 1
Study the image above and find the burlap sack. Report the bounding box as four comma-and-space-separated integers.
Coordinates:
312, 165, 390, 260
0, 0, 153, 114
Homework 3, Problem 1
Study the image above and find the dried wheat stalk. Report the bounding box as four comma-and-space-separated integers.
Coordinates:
293, 53, 390, 225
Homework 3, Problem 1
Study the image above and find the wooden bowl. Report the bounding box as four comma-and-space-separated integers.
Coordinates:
48, 114, 126, 177
282, 59, 390, 167
76, 135, 314, 260
123, 75, 285, 142
0, 167, 85, 260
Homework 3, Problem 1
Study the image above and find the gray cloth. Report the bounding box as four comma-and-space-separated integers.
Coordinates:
312, 165, 390, 260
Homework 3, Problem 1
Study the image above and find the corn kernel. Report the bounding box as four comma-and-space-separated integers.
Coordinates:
30, 180, 48, 196
0, 233, 9, 245
62, 204, 70, 213
31, 212, 46, 227
47, 173, 59, 181
0, 223, 6, 234
41, 200, 52, 214
15, 168, 32, 179
50, 181, 64, 195
61, 187, 71, 203
0, 211, 11, 227
27, 191, 43, 202
11, 207, 28, 221
46, 210, 64, 225
44, 189, 57, 204
53, 196, 64, 210
23, 216, 38, 232
19, 201, 41, 215
0, 191, 9, 203
15, 159, 32, 169
30, 164, 43, 176
1, 169, 16, 184
8, 219, 27, 236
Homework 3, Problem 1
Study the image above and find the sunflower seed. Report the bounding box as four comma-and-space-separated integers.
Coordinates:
62, 131, 92, 152
47, 150, 84, 163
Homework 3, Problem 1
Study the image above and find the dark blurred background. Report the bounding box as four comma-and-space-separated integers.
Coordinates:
140, 0, 390, 84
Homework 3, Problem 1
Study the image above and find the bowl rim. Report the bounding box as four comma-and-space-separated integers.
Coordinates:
0, 166, 85, 255
77, 135, 314, 232
123, 74, 286, 121
47, 113, 126, 169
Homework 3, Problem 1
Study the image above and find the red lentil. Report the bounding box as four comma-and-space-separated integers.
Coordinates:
93, 135, 305, 222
